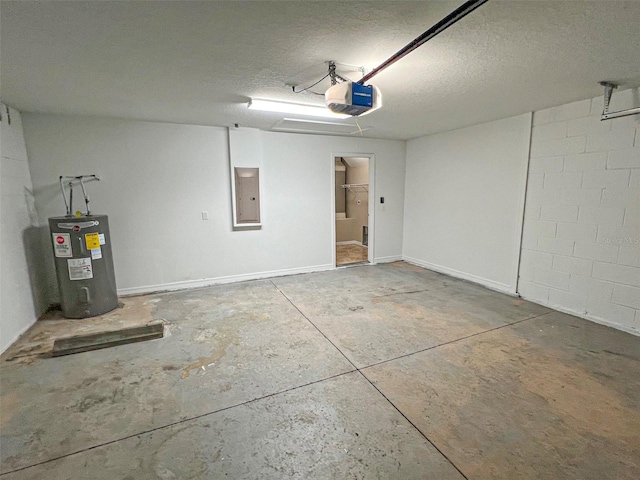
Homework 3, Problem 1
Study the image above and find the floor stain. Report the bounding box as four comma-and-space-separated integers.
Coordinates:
0, 296, 162, 362
389, 261, 426, 273
179, 311, 268, 379
446, 330, 639, 477
73, 394, 110, 413
294, 411, 319, 425
181, 338, 236, 379
0, 392, 19, 427
519, 355, 640, 443
602, 349, 638, 360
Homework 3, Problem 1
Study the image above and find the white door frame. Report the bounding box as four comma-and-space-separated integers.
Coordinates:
330, 152, 375, 267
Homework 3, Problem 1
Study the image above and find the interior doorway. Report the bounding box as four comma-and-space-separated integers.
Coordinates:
334, 156, 371, 267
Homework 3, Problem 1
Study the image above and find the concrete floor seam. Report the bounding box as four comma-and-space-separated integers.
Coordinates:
270, 279, 472, 479
0, 369, 359, 477
349, 310, 558, 480
269, 279, 361, 371
356, 368, 471, 480
1, 278, 362, 476
2, 287, 553, 477
4, 264, 639, 478
359, 310, 555, 371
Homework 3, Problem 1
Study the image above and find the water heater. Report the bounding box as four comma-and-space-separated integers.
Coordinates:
48, 175, 118, 318
49, 215, 118, 318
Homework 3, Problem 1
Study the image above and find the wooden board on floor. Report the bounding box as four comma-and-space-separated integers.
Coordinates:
52, 321, 164, 357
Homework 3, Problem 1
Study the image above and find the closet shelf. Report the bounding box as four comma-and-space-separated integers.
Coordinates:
341, 183, 368, 193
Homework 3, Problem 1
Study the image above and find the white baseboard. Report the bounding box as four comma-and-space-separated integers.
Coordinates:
0, 317, 38, 355
118, 263, 335, 297
402, 256, 516, 296
519, 294, 640, 337
336, 241, 363, 246
401, 256, 639, 337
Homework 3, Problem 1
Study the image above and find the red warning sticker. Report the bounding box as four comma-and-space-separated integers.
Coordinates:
52, 233, 72, 258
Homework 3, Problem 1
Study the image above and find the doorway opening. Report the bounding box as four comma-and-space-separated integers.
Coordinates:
334, 156, 371, 267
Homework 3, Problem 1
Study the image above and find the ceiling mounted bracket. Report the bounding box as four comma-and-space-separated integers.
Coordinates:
327, 61, 350, 86
599, 81, 640, 121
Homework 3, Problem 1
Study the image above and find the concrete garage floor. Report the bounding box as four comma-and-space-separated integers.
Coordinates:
1, 262, 639, 479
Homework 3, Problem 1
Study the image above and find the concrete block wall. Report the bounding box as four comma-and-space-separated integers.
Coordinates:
0, 105, 45, 353
519, 90, 640, 334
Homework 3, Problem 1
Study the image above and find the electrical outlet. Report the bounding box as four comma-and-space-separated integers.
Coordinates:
202, 211, 209, 220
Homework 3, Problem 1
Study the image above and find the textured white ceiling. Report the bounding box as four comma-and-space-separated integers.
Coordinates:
1, 1, 639, 140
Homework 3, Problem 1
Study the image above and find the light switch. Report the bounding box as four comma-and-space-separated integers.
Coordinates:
202, 211, 209, 220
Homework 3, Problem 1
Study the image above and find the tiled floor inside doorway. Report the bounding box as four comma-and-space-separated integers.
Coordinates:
336, 243, 368, 266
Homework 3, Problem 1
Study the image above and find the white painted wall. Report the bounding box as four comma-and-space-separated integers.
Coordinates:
21, 115, 405, 301
229, 127, 263, 227
0, 105, 47, 353
402, 113, 532, 294
519, 91, 640, 334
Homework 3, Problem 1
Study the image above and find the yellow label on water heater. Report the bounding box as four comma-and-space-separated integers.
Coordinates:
85, 232, 100, 250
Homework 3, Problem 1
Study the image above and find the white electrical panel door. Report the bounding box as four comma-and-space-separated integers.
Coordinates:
234, 167, 261, 224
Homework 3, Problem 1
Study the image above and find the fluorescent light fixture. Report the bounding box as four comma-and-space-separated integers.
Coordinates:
248, 99, 350, 119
